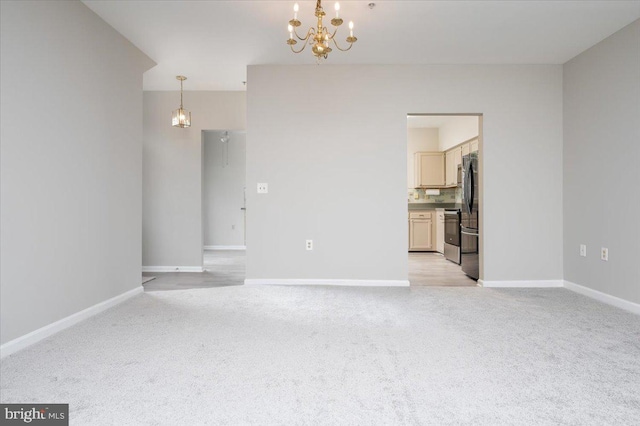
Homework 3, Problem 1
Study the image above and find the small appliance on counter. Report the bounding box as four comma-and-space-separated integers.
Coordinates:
461, 152, 479, 280
443, 209, 461, 264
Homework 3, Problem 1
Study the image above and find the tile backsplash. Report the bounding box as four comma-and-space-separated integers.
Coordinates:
408, 188, 461, 204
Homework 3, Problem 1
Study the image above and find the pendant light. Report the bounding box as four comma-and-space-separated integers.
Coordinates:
172, 76, 191, 128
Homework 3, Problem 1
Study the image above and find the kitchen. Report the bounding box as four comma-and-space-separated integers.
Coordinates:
407, 114, 480, 286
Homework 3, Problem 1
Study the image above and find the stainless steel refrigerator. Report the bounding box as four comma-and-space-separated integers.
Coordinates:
461, 152, 479, 280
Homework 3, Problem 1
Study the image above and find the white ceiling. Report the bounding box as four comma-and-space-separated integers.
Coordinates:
82, 0, 640, 91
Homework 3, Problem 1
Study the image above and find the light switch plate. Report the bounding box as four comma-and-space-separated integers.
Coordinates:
257, 183, 268, 194
579, 244, 587, 257
601, 247, 608, 261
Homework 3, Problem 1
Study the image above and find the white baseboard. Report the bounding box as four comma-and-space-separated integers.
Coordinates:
564, 280, 640, 315
244, 279, 410, 287
142, 266, 204, 272
1, 286, 143, 359
204, 245, 246, 250
479, 279, 564, 288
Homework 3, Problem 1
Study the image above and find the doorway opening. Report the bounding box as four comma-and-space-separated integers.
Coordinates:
201, 130, 246, 284
406, 114, 482, 286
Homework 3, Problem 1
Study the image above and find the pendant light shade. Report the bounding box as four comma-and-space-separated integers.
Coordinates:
172, 75, 191, 128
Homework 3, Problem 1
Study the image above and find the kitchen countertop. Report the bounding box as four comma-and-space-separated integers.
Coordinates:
408, 203, 461, 211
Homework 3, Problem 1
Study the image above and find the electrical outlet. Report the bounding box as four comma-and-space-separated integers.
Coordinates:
601, 247, 608, 261
579, 244, 587, 257
257, 183, 268, 194
306, 240, 313, 251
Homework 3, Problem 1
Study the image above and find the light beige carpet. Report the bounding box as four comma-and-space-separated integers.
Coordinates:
2, 286, 639, 425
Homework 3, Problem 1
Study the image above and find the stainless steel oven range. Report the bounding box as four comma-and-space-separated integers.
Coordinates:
443, 209, 461, 264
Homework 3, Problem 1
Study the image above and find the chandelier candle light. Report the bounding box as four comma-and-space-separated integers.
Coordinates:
287, 0, 357, 60
172, 75, 191, 128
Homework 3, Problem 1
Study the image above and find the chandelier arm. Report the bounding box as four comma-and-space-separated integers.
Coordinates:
294, 27, 315, 41
290, 40, 310, 54
331, 38, 355, 52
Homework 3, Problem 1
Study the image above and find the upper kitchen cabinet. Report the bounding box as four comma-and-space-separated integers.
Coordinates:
414, 152, 445, 187
445, 146, 462, 187
470, 138, 479, 153
461, 143, 470, 157
460, 137, 479, 158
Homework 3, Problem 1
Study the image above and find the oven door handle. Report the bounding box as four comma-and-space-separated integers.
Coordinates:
461, 230, 479, 237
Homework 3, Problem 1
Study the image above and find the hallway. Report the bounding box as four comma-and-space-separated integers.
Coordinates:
142, 250, 245, 291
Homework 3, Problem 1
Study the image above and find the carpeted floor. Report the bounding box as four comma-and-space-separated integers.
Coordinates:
1, 286, 639, 425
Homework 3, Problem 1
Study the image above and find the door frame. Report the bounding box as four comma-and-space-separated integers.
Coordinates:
405, 113, 484, 281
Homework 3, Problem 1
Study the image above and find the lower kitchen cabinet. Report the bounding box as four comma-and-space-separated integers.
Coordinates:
409, 211, 434, 251
436, 210, 445, 254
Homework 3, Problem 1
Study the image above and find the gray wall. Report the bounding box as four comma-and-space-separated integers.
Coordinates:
0, 1, 154, 344
143, 92, 246, 268
203, 131, 246, 247
563, 19, 640, 304
247, 65, 564, 282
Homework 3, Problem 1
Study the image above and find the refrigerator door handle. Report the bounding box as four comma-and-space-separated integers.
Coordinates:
462, 161, 468, 211
464, 161, 473, 214
468, 161, 475, 215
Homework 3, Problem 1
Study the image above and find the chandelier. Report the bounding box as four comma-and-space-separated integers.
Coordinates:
172, 75, 191, 128
286, 1, 357, 60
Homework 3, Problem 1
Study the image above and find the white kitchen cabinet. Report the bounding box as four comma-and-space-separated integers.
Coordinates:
445, 151, 455, 187
435, 210, 445, 254
461, 143, 470, 158
459, 139, 478, 163
409, 211, 434, 251
414, 152, 445, 188
470, 138, 479, 153
454, 147, 462, 170
445, 146, 462, 187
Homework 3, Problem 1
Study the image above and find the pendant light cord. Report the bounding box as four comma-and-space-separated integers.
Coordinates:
180, 79, 184, 109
